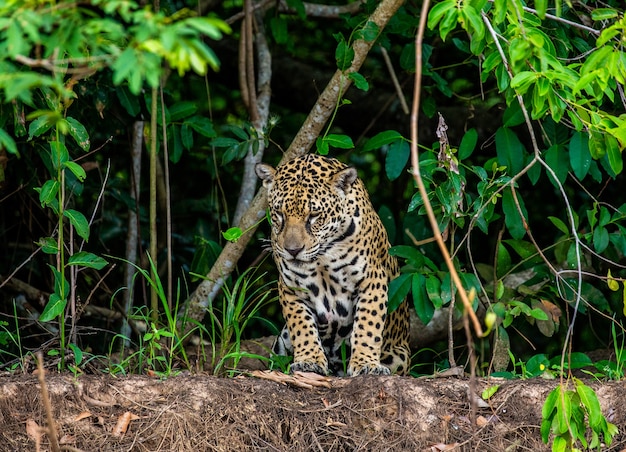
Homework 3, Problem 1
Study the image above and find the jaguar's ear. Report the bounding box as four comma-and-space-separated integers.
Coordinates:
255, 162, 276, 190
332, 167, 358, 195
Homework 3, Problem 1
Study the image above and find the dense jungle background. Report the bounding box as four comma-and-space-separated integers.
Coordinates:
0, 0, 625, 449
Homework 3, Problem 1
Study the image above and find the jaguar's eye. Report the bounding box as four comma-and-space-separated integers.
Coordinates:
273, 212, 284, 230
307, 211, 322, 227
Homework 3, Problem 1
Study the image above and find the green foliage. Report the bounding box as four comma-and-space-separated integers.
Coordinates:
541, 379, 618, 451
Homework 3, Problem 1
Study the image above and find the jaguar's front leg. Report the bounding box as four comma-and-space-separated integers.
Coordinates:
347, 278, 390, 376
279, 282, 329, 375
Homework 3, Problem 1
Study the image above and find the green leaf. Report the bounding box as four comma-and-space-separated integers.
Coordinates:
269, 16, 288, 45
385, 140, 410, 181
39, 180, 59, 207
605, 134, 623, 175
388, 273, 411, 312
458, 128, 477, 159
38, 237, 59, 254
548, 216, 569, 235
502, 188, 527, 239
534, 0, 547, 19
184, 116, 216, 138
545, 145, 568, 186
116, 85, 141, 117
0, 128, 18, 155
64, 209, 90, 241
66, 117, 90, 151
593, 226, 609, 253
181, 123, 193, 150
316, 137, 329, 155
168, 101, 198, 122
363, 130, 403, 152
335, 39, 355, 71
412, 273, 434, 324
68, 343, 83, 366
496, 243, 511, 278
591, 8, 619, 20
324, 134, 354, 150
64, 161, 86, 182
495, 127, 525, 175
28, 116, 53, 139
222, 227, 242, 242
355, 21, 379, 42
427, 0, 456, 30
569, 132, 590, 180
425, 275, 443, 309
39, 293, 66, 322
67, 251, 108, 270
348, 72, 369, 91
575, 380, 603, 429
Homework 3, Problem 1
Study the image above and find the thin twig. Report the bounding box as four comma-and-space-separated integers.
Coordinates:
410, 0, 483, 337
36, 352, 61, 452
379, 46, 409, 114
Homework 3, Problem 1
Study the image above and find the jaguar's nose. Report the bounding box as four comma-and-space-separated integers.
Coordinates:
286, 245, 304, 258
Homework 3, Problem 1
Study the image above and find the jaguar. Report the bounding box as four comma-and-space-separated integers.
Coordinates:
255, 154, 410, 376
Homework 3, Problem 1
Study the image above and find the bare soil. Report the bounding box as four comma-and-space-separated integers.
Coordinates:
0, 369, 625, 452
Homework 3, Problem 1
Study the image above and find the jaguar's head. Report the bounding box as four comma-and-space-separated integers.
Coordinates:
255, 155, 358, 263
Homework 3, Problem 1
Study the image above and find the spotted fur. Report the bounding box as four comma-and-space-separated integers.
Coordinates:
255, 154, 410, 376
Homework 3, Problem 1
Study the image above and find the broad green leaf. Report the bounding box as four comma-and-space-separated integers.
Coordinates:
593, 226, 609, 253
575, 380, 603, 429
556, 389, 573, 434
66, 117, 90, 151
502, 188, 528, 239
39, 180, 59, 207
67, 251, 108, 270
495, 127, 525, 175
348, 72, 369, 91
534, 0, 547, 19
39, 293, 67, 322
222, 227, 242, 242
389, 245, 424, 267
388, 273, 412, 312
335, 39, 354, 71
50, 140, 70, 170
324, 134, 354, 149
427, 0, 456, 30
185, 116, 216, 138
269, 17, 288, 44
68, 343, 83, 366
548, 216, 569, 235
64, 209, 90, 241
363, 130, 403, 152
181, 123, 193, 150
64, 161, 86, 182
0, 128, 18, 155
168, 101, 198, 122
425, 275, 443, 309
496, 243, 511, 278
605, 134, 623, 175
591, 8, 618, 20
28, 116, 53, 139
385, 140, 410, 181
355, 21, 379, 42
116, 85, 141, 117
316, 137, 329, 155
569, 131, 590, 180
412, 273, 434, 324
38, 236, 58, 254
458, 128, 477, 159
545, 144, 568, 185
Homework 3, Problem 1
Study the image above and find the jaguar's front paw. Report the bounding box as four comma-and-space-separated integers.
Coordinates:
290, 361, 329, 376
347, 363, 391, 376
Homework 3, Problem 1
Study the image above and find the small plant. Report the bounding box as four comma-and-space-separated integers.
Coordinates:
541, 378, 618, 451
206, 265, 278, 375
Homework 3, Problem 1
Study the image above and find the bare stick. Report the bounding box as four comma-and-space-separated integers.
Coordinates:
409, 0, 483, 337
380, 46, 409, 114
36, 352, 60, 452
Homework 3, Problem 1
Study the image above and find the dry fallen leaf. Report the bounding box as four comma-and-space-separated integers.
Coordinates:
112, 411, 139, 437
74, 411, 93, 422
428, 443, 460, 451
26, 419, 42, 452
